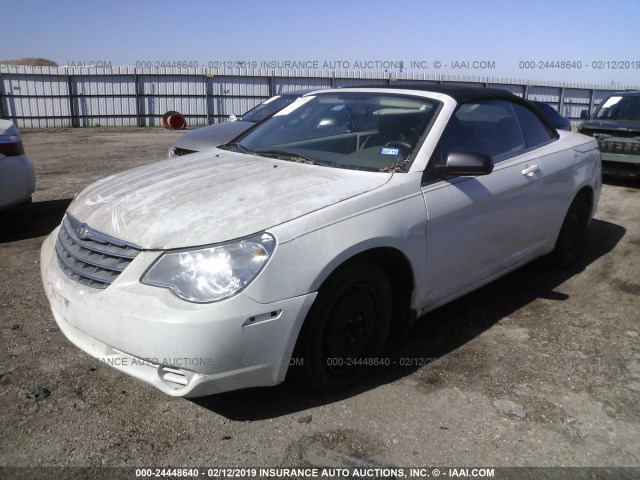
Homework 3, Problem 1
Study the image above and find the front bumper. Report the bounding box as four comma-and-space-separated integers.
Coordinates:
40, 227, 316, 397
601, 152, 640, 175
601, 152, 640, 165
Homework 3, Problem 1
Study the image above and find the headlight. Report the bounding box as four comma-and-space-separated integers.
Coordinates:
141, 233, 276, 303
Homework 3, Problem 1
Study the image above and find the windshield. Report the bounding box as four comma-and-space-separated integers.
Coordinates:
232, 92, 440, 172
240, 94, 300, 123
595, 95, 640, 121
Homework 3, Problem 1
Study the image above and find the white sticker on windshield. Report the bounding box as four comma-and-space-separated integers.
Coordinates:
380, 147, 400, 156
274, 96, 315, 116
601, 96, 622, 109
261, 95, 281, 104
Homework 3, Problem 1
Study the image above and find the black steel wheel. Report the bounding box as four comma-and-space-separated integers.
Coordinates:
549, 194, 590, 268
294, 263, 392, 393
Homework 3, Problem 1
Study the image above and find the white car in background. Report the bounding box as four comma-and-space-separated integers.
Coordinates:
0, 119, 35, 209
41, 86, 601, 397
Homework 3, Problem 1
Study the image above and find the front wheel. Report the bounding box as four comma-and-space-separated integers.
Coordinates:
294, 263, 392, 393
549, 194, 590, 268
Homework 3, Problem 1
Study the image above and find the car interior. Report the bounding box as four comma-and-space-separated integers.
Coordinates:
238, 94, 440, 171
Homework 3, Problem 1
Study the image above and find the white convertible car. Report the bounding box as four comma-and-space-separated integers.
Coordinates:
41, 86, 601, 397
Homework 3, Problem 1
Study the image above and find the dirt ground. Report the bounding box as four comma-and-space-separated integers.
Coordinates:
0, 128, 639, 472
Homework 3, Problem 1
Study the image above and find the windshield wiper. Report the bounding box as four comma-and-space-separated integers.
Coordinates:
254, 150, 318, 165
218, 142, 254, 154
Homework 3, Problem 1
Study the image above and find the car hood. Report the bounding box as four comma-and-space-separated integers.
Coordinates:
173, 121, 255, 152
580, 120, 640, 133
68, 151, 392, 249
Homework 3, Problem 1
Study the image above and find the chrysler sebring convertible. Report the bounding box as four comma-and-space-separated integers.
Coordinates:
41, 86, 601, 397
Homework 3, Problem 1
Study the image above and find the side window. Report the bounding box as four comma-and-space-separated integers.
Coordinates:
436, 99, 526, 165
513, 103, 557, 149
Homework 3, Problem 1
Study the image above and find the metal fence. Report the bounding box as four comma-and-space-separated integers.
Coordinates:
1, 65, 638, 128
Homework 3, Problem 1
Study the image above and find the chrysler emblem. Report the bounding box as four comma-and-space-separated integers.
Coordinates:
76, 226, 87, 238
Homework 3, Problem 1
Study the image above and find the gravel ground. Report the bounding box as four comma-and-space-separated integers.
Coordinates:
0, 128, 639, 472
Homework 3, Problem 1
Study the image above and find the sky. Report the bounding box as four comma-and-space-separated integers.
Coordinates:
2, 0, 640, 86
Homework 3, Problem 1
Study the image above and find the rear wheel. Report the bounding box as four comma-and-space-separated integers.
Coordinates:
294, 263, 392, 393
549, 194, 590, 267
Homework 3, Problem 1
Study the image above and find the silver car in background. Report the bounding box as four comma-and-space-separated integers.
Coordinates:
168, 90, 313, 157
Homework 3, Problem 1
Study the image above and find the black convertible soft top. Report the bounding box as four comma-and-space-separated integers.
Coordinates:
334, 84, 559, 134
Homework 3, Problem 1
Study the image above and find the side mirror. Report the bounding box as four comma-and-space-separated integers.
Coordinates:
228, 114, 238, 122
439, 150, 494, 177
579, 110, 590, 120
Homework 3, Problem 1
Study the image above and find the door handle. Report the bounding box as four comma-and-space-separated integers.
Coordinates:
522, 164, 540, 176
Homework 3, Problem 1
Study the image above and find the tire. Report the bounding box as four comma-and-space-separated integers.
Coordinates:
294, 263, 392, 393
549, 194, 590, 268
161, 110, 180, 128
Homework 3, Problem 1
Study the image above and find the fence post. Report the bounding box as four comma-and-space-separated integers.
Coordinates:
204, 70, 209, 126
67, 73, 75, 127
0, 71, 5, 120
134, 71, 141, 127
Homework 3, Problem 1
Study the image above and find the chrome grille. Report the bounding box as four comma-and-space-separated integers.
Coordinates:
55, 214, 142, 289
598, 140, 640, 155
